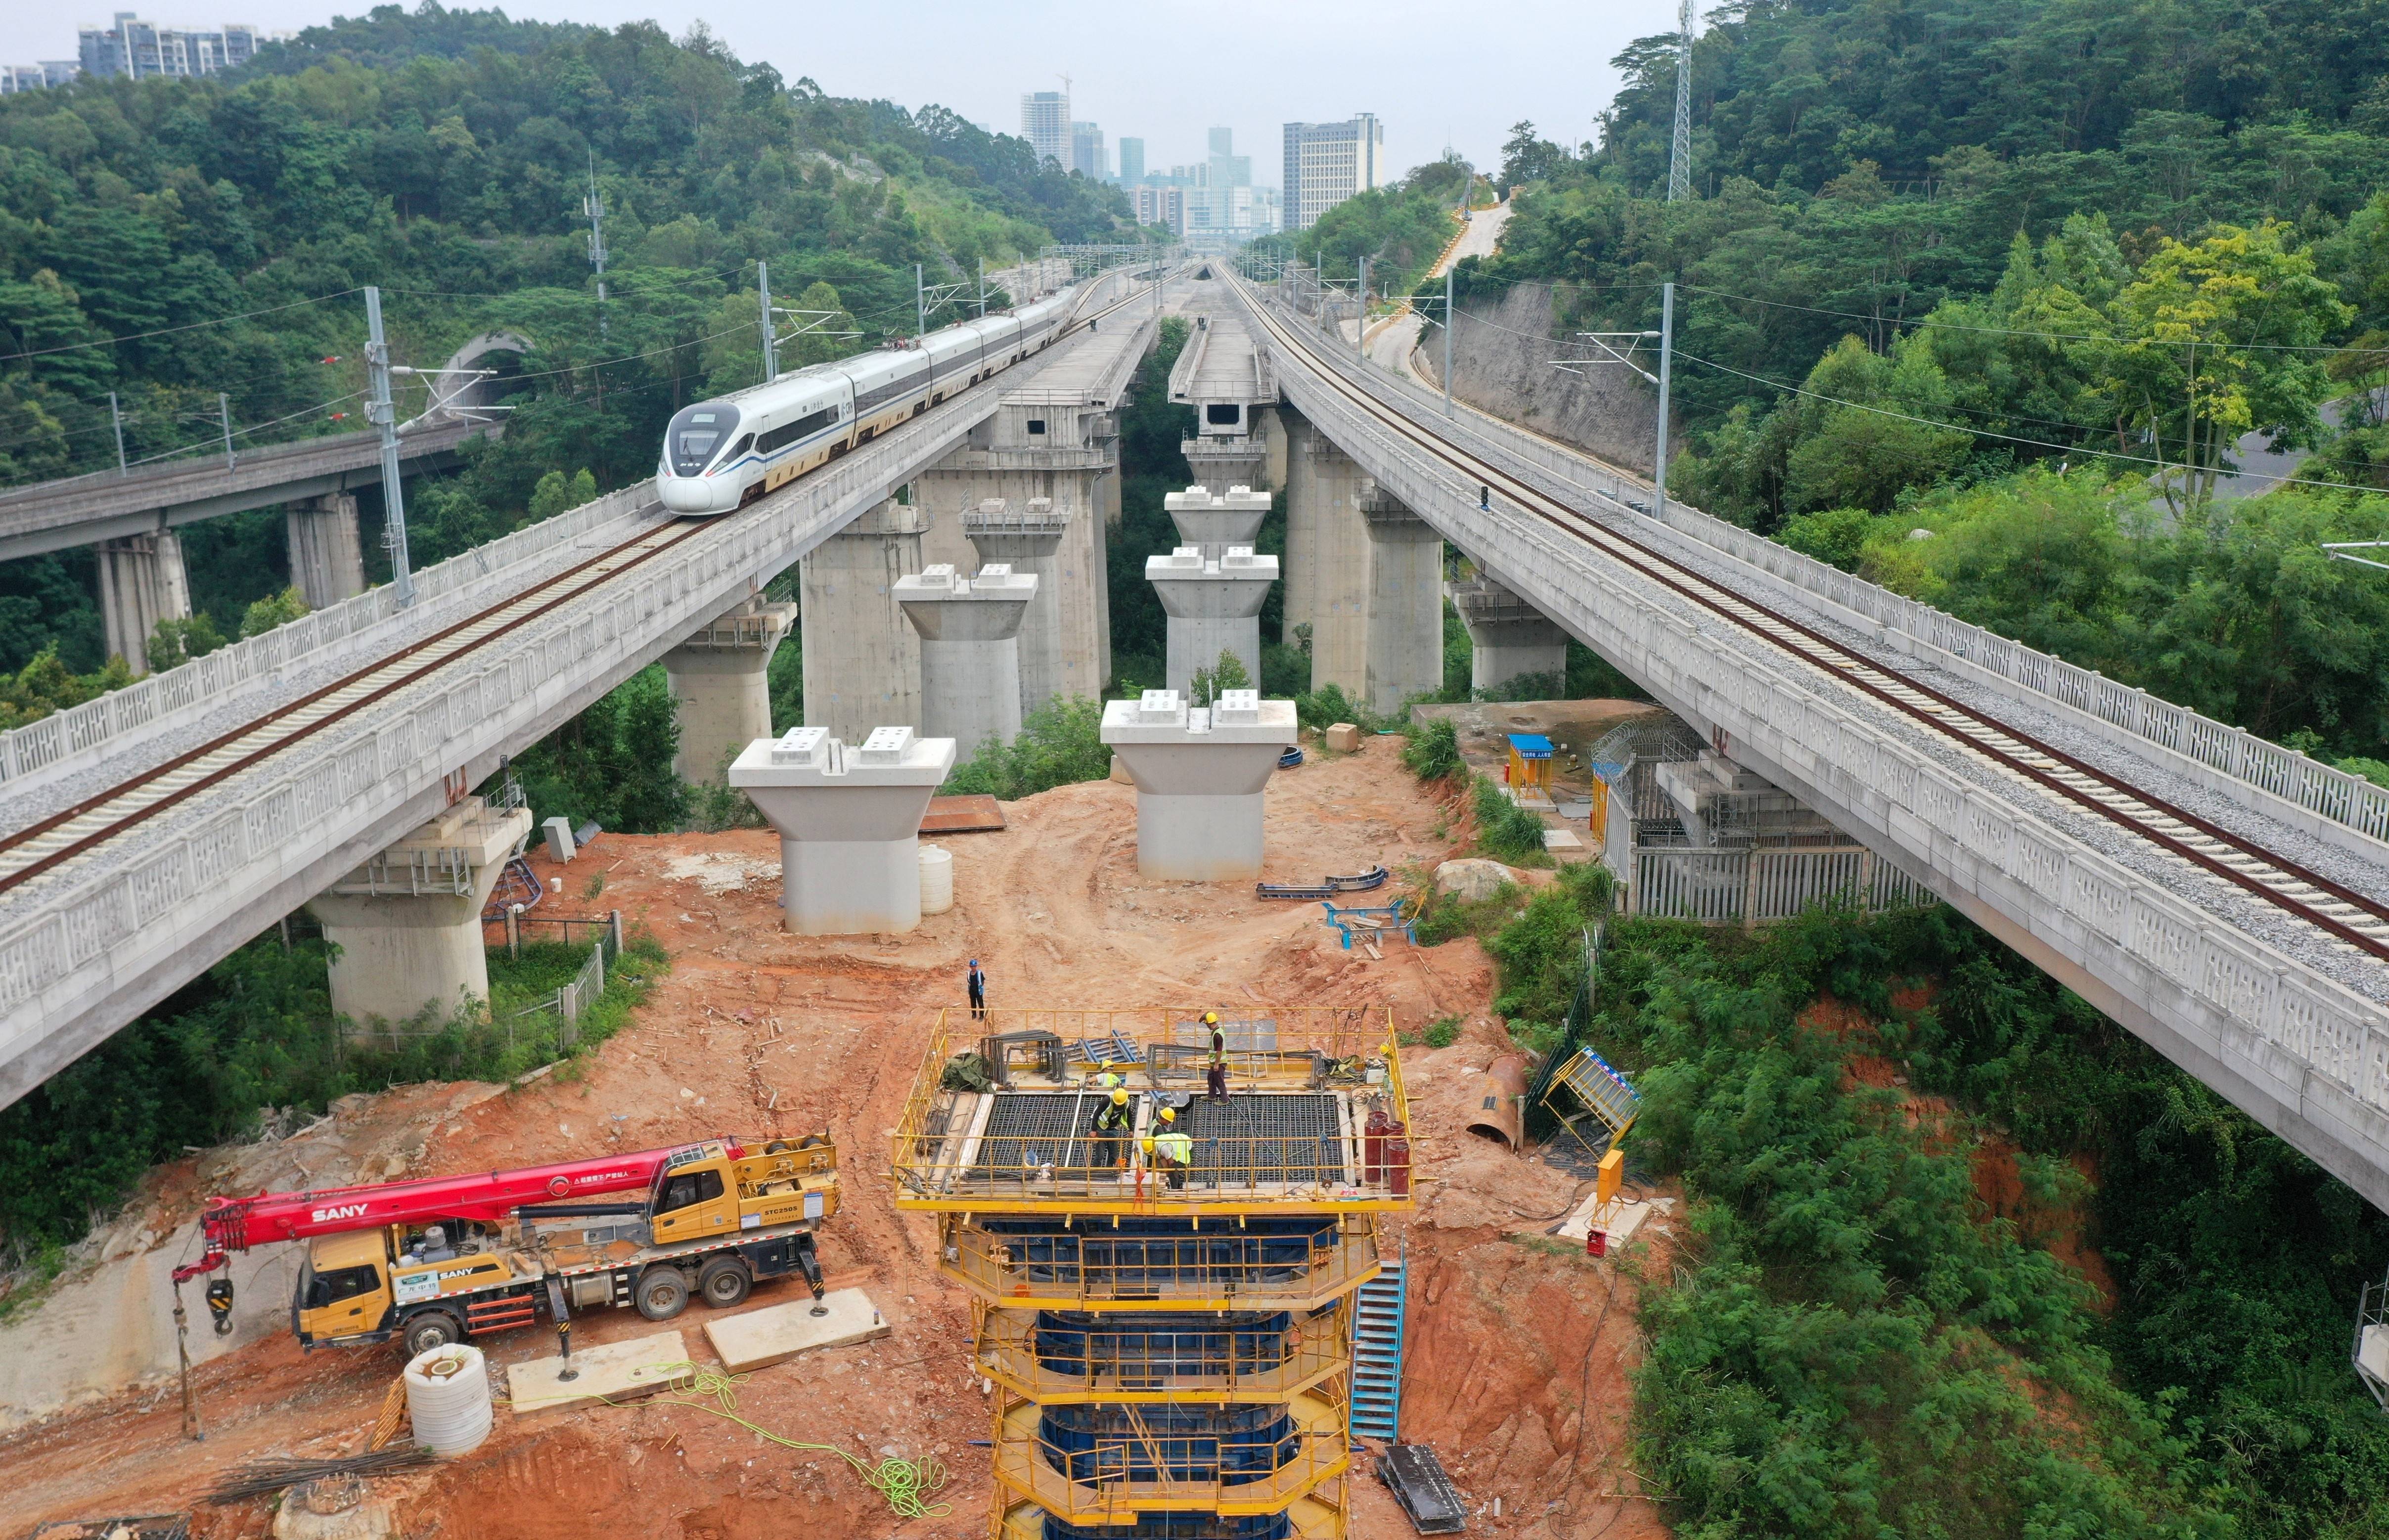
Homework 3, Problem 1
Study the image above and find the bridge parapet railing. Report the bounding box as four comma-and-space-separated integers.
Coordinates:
1251, 283, 2389, 854
0, 328, 1089, 1085
0, 481, 659, 790
1265, 324, 2389, 1204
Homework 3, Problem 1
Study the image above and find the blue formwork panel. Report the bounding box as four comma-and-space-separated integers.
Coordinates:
1037, 1401, 1299, 1485
1032, 1310, 1293, 1383
980, 1215, 1344, 1293
1042, 1511, 1296, 1540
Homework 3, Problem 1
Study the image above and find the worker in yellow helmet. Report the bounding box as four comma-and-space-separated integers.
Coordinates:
1153, 1107, 1194, 1190
1090, 1087, 1133, 1171
1204, 1012, 1228, 1101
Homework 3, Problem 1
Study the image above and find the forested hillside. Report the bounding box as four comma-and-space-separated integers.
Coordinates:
1468, 0, 2389, 773
0, 2, 1133, 688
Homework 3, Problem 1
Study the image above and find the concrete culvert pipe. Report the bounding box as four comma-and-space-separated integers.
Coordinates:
918, 844, 954, 914
403, 1343, 492, 1456
1465, 1054, 1529, 1151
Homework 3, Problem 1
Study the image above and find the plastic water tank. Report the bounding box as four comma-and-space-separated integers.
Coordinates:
919, 844, 954, 915
403, 1343, 493, 1456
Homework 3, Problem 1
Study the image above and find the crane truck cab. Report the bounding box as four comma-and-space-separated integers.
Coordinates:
291, 1136, 840, 1357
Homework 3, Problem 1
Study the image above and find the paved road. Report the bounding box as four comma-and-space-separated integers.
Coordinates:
1361, 200, 1514, 382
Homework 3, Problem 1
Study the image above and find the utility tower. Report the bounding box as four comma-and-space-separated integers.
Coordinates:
1668, 0, 1694, 203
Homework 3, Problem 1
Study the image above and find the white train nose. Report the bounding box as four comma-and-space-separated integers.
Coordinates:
659, 477, 725, 514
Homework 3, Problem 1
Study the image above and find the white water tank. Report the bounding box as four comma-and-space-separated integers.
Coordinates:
918, 844, 954, 915
404, 1343, 493, 1456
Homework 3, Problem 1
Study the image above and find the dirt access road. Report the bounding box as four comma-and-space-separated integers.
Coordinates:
1, 736, 1667, 1540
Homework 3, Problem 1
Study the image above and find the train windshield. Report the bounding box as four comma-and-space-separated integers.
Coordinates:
666, 404, 739, 476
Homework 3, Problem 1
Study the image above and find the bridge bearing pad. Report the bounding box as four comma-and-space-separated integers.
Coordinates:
506, 1327, 689, 1413
703, 1286, 888, 1372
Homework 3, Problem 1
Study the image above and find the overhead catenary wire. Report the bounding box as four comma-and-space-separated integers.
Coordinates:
1677, 349, 2389, 498
0, 288, 366, 364
1677, 282, 2362, 355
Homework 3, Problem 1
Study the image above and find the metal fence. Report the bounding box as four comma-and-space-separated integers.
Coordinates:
1628, 845, 1928, 925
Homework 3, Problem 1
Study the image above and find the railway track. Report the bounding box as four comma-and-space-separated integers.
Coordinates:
0, 270, 1169, 900
1236, 275, 2389, 966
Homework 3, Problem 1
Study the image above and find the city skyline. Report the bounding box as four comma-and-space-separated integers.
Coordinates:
0, 0, 1667, 182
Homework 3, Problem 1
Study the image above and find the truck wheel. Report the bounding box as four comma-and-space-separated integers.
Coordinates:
635, 1267, 690, 1320
402, 1311, 465, 1357
699, 1257, 752, 1308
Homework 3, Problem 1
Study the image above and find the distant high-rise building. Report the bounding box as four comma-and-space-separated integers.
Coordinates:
1070, 120, 1106, 180
1117, 136, 1144, 185
1020, 89, 1069, 168
0, 60, 80, 92
77, 13, 267, 80
1133, 184, 1186, 237
1282, 113, 1385, 230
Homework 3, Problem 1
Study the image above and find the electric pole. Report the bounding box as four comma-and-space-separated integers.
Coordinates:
219, 391, 235, 471
109, 391, 126, 473
363, 286, 415, 604
1443, 265, 1455, 418
1668, 0, 1694, 203
758, 261, 777, 383
1357, 255, 1369, 365
916, 263, 927, 340
585, 158, 610, 340
1654, 281, 1675, 520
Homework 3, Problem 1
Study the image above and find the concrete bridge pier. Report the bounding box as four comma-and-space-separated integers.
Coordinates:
1181, 432, 1266, 495
1359, 486, 1445, 715
664, 596, 798, 783
97, 529, 192, 674
1101, 688, 1298, 880
730, 725, 956, 935
1454, 576, 1570, 694
800, 498, 926, 746
285, 491, 366, 609
1286, 424, 1369, 697
1165, 484, 1271, 561
896, 563, 1037, 761
964, 497, 1072, 715
307, 796, 532, 1028
1148, 546, 1278, 697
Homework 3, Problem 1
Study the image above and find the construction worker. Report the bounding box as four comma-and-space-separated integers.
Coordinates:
967, 959, 987, 1020
1090, 1088, 1133, 1171
1153, 1107, 1194, 1189
1205, 1012, 1228, 1100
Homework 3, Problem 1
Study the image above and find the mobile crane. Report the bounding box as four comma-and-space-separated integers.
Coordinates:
173, 1135, 841, 1358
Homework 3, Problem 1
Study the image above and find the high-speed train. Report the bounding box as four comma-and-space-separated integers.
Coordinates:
658, 289, 1082, 514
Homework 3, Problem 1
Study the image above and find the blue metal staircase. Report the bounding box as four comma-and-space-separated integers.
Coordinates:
1349, 1242, 1407, 1442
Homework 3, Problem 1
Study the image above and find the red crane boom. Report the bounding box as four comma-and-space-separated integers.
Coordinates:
171, 1144, 717, 1283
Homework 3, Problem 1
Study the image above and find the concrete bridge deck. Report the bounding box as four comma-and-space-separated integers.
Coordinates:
1226, 270, 2389, 1213
0, 417, 492, 563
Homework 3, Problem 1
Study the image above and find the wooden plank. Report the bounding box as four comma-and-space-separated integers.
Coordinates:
920, 795, 1005, 834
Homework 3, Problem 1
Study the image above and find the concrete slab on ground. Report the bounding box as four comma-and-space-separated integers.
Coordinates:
1542, 828, 1583, 850
1555, 1193, 1673, 1246
506, 1327, 690, 1413
703, 1287, 889, 1372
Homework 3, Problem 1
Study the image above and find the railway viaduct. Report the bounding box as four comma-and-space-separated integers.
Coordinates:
8, 258, 2389, 1219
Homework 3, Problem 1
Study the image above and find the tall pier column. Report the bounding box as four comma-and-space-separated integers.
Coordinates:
965, 497, 1074, 715
1455, 576, 1570, 694
96, 529, 192, 675
664, 596, 798, 783
896, 563, 1037, 762
1148, 546, 1278, 697
307, 796, 533, 1028
286, 491, 366, 609
1286, 427, 1368, 697
800, 499, 925, 746
1359, 486, 1445, 716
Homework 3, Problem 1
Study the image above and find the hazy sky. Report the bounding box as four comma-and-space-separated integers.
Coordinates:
1, 0, 1683, 184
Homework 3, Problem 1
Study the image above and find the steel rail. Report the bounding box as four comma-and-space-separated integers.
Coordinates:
1234, 275, 2389, 965
0, 275, 1163, 900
